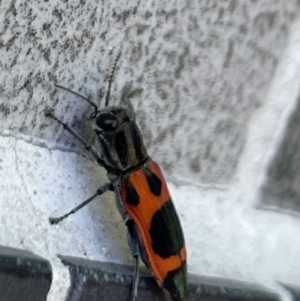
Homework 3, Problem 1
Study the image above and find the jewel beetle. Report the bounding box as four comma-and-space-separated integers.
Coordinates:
47, 54, 188, 301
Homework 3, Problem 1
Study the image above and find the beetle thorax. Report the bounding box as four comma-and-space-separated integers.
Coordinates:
93, 106, 148, 172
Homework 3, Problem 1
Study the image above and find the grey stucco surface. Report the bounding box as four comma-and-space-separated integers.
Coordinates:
260, 95, 300, 213
0, 0, 299, 183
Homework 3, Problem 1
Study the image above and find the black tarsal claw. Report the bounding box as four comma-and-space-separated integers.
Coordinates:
45, 109, 54, 118
49, 217, 60, 225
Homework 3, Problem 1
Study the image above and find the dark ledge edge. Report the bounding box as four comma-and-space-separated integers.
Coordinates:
59, 254, 279, 301
0, 245, 52, 301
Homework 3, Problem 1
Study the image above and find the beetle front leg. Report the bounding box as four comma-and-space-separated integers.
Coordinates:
45, 109, 105, 166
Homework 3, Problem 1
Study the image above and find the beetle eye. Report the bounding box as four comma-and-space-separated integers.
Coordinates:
96, 113, 118, 131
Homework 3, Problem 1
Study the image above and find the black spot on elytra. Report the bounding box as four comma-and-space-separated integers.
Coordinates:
124, 177, 140, 206
115, 130, 128, 166
163, 261, 188, 301
150, 201, 184, 258
144, 169, 162, 196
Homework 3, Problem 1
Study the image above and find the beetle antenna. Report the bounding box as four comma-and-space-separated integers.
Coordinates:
105, 52, 121, 107
55, 84, 98, 118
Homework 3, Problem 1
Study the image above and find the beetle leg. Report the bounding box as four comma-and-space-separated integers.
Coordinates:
49, 182, 112, 225
125, 220, 141, 301
55, 84, 98, 117
129, 255, 140, 301
45, 109, 105, 166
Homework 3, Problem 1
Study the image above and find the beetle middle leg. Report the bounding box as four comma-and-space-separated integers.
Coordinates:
49, 182, 112, 225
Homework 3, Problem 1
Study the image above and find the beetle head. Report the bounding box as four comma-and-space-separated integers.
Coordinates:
93, 106, 148, 172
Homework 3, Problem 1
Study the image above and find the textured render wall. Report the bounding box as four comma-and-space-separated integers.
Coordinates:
1, 1, 300, 301
0, 0, 299, 182
259, 94, 300, 213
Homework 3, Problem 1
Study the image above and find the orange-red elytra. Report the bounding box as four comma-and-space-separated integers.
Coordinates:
120, 159, 187, 300
47, 53, 188, 301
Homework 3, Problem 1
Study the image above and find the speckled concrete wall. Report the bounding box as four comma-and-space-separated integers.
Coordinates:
0, 0, 299, 183
259, 94, 300, 213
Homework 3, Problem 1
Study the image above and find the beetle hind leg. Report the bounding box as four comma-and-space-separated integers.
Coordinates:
127, 255, 140, 301
125, 220, 141, 301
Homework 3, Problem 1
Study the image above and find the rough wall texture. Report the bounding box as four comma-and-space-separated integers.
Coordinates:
0, 0, 299, 183
260, 95, 300, 213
